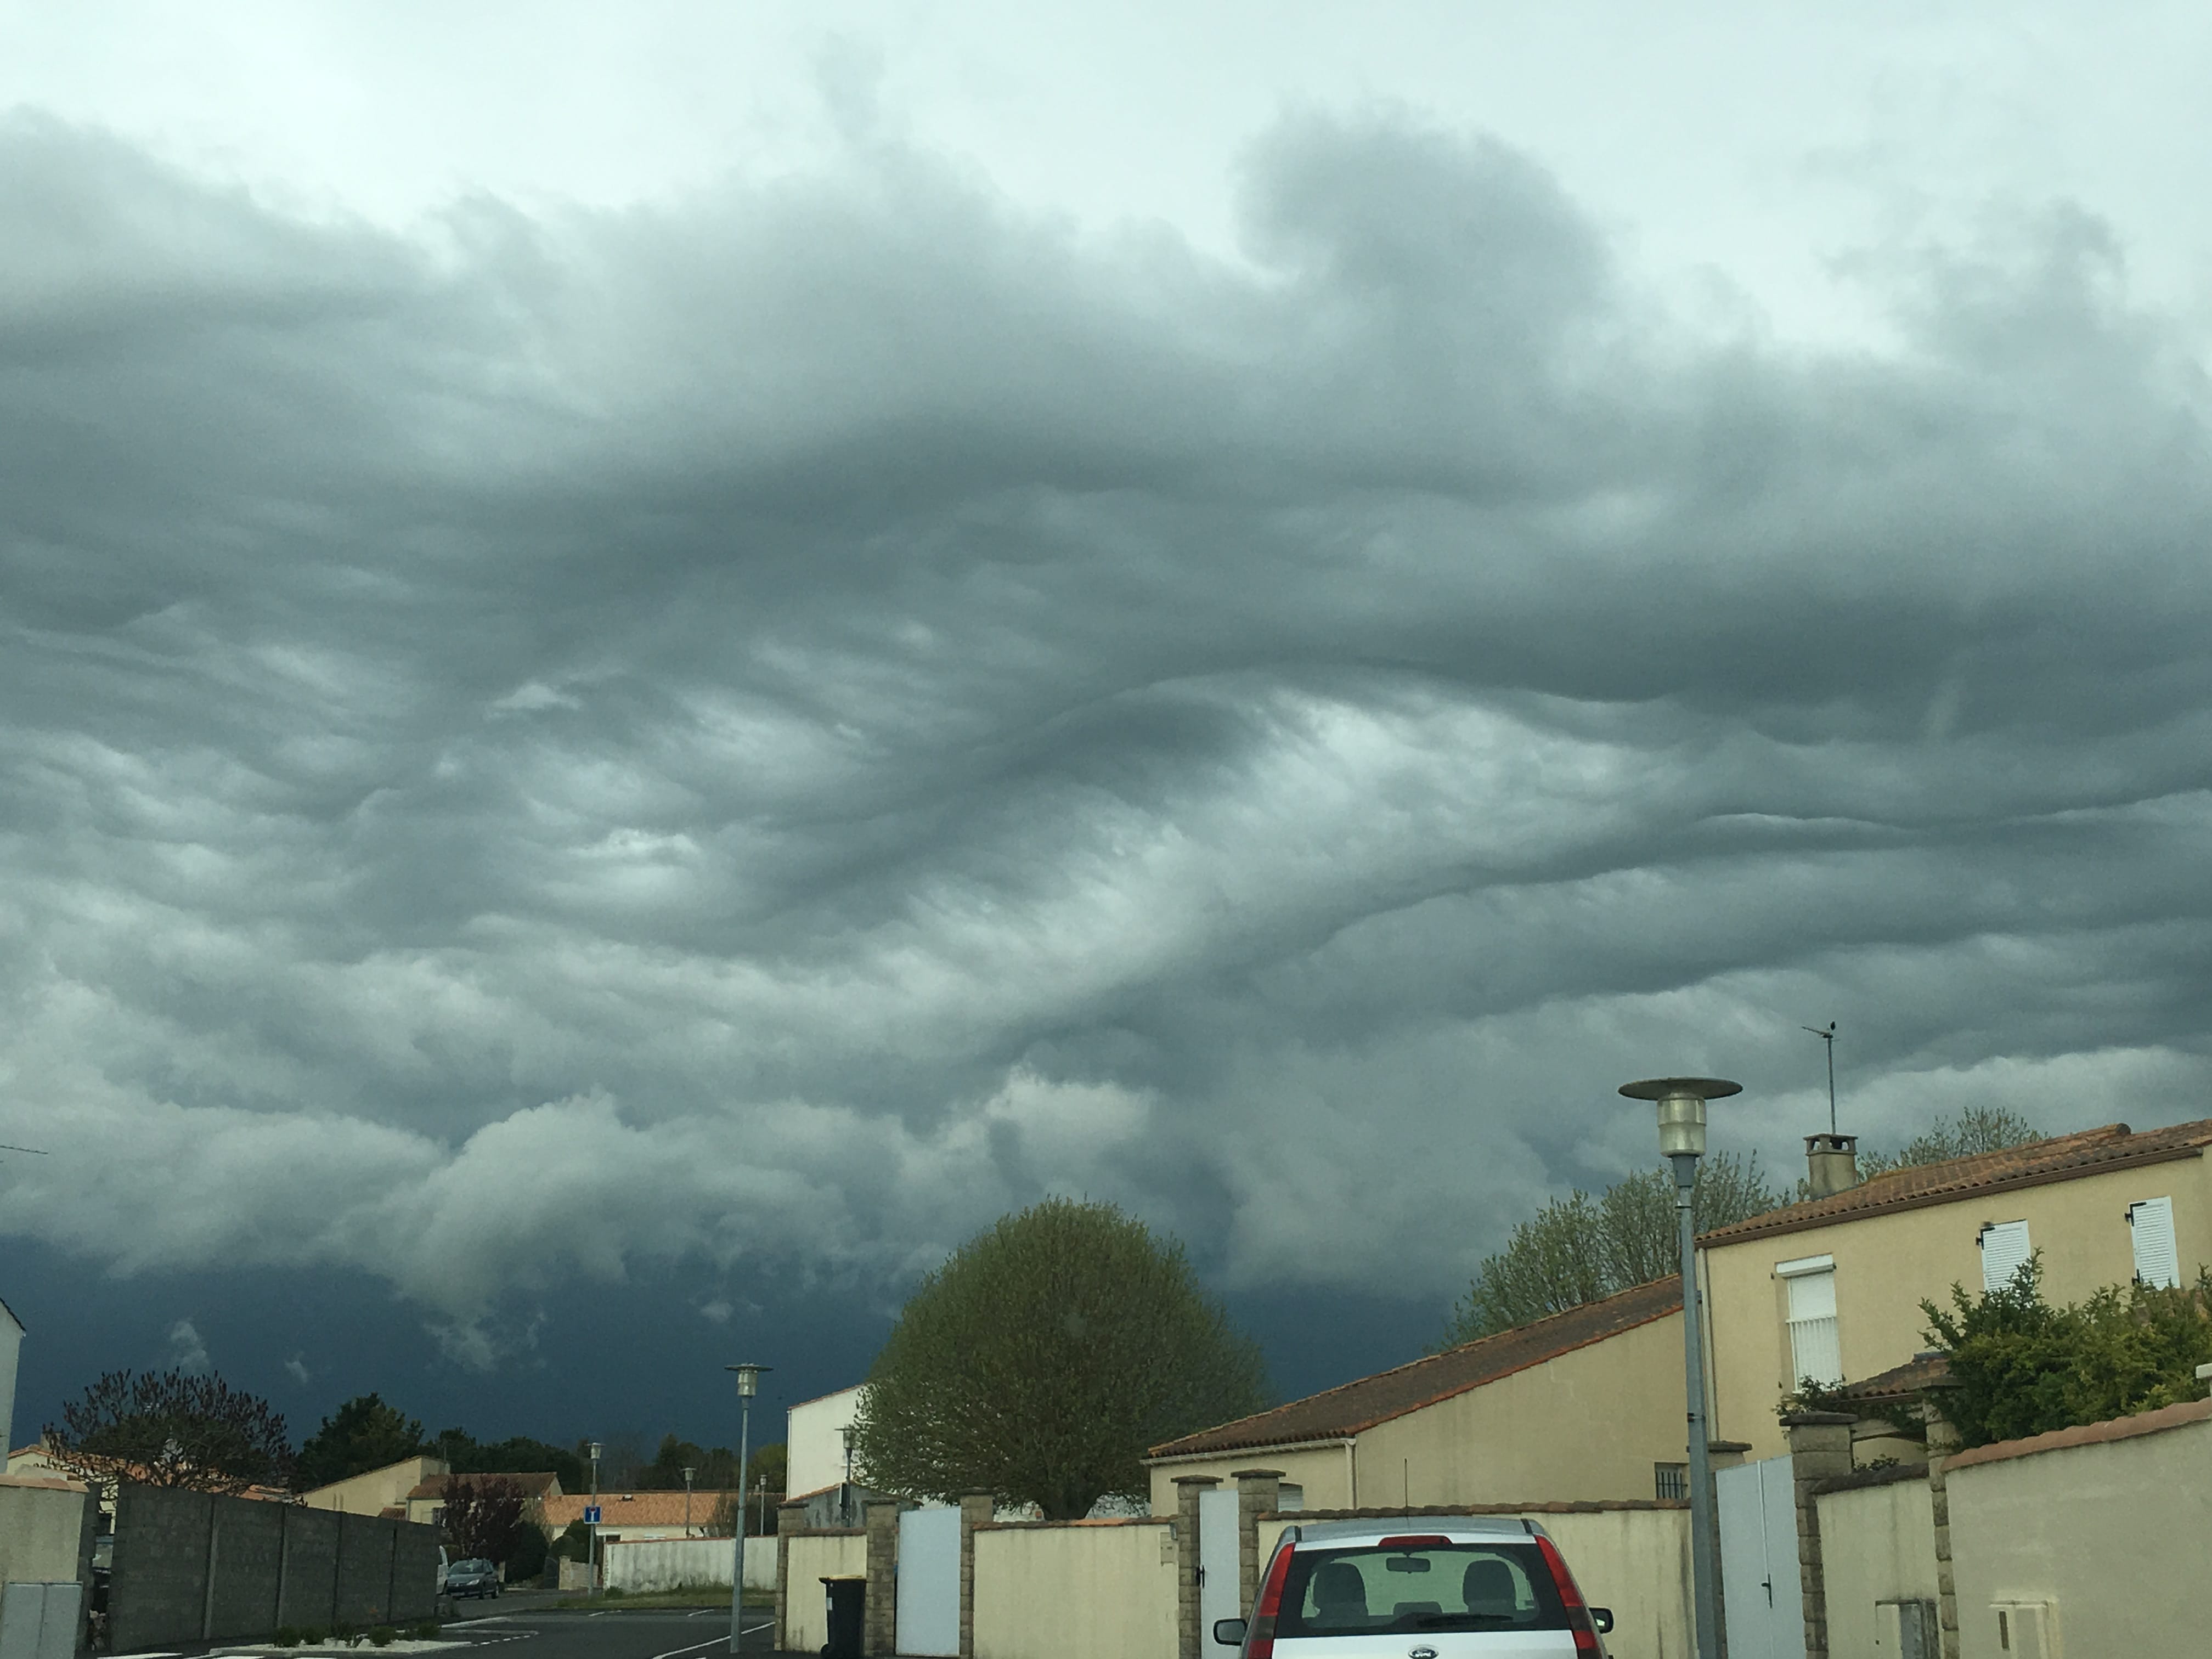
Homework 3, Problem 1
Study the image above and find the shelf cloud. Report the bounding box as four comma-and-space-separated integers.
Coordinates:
4, 106, 2209, 1344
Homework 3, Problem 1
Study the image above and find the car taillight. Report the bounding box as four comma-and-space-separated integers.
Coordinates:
1536, 1534, 1605, 1657
1244, 1539, 1297, 1659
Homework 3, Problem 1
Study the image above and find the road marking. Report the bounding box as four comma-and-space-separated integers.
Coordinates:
647, 1635, 737, 1659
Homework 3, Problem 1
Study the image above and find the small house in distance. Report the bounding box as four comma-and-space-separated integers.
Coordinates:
1146, 1277, 1698, 1513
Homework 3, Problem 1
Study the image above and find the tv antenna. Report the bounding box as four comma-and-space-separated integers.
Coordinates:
1801, 1023, 1837, 1134
0, 1144, 44, 1158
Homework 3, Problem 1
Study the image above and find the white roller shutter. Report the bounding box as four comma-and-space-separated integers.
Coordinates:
1979, 1220, 2032, 1293
2129, 1197, 2180, 1289
1782, 1259, 1842, 1387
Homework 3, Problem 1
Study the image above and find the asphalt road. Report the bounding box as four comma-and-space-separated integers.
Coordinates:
439, 1607, 780, 1659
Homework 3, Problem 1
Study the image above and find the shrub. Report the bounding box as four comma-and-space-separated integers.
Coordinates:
300, 1627, 328, 1646
368, 1628, 396, 1647
410, 1623, 440, 1640
272, 1628, 303, 1648
1922, 1253, 2212, 1447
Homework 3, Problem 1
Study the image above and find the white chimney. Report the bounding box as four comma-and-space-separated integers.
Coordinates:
1805, 1132, 1860, 1198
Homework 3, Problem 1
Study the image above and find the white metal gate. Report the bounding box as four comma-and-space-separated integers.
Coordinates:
1199, 1487, 1242, 1634
1717, 1456, 1805, 1659
895, 1506, 962, 1658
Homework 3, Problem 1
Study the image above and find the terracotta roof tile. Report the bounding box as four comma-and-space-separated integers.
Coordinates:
1699, 1119, 2212, 1249
1839, 1353, 1951, 1404
542, 1491, 730, 1528
1148, 1278, 1681, 1460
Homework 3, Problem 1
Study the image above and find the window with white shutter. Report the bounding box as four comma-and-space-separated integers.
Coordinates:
2128, 1197, 2180, 1289
1779, 1254, 1842, 1387
1978, 1220, 2032, 1293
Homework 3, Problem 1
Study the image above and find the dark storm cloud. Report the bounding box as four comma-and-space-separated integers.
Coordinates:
4, 106, 2210, 1346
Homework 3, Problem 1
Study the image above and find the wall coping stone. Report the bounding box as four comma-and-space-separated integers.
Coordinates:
1810, 1463, 1928, 1497
1944, 1396, 2212, 1470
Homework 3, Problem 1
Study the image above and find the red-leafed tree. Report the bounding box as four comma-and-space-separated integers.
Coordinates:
440, 1475, 529, 1564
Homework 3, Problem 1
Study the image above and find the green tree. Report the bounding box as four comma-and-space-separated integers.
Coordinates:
1920, 1253, 2212, 1447
296, 1394, 425, 1489
1440, 1153, 1783, 1346
45, 1369, 294, 1495
1858, 1105, 2042, 1180
848, 1198, 1269, 1520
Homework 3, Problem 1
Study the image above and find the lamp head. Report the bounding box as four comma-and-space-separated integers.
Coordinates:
726, 1361, 770, 1398
588, 1441, 602, 1463
682, 1465, 696, 1483
1618, 1076, 1741, 1160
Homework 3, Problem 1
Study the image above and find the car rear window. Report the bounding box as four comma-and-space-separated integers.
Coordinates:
1276, 1541, 1568, 1635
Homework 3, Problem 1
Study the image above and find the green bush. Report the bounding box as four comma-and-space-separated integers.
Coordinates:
1923, 1253, 2212, 1447
602, 1587, 627, 1600
368, 1628, 396, 1647
330, 1620, 362, 1648
410, 1623, 441, 1640
272, 1628, 303, 1648
300, 1627, 328, 1646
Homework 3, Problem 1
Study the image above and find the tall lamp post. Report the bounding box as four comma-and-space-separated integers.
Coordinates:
726, 1363, 771, 1655
1620, 1076, 1740, 1659
684, 1465, 698, 1537
586, 1440, 602, 1596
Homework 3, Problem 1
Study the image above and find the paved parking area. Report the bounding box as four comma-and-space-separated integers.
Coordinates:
438, 1609, 778, 1659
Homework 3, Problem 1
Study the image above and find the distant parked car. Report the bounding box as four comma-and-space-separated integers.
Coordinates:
443, 1558, 502, 1599
1212, 1518, 1614, 1657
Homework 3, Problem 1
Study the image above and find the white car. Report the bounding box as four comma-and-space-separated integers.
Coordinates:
1213, 1518, 1615, 1658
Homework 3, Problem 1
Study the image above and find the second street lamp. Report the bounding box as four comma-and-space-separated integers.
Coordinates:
1620, 1075, 1740, 1659
726, 1363, 771, 1655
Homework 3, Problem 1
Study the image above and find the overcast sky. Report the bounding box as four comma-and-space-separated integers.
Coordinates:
5, 2, 2212, 1452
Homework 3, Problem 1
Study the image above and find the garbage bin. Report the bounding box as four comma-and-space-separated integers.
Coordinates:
822, 1576, 866, 1659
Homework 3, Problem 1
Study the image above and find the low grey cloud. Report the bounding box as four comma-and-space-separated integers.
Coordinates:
167, 1319, 211, 1375
3, 106, 2209, 1342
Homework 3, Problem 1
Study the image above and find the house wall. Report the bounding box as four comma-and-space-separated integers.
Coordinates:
787, 1387, 865, 1502
0, 1312, 20, 1460
782, 1531, 865, 1652
1357, 1312, 1686, 1506
970, 1519, 1175, 1659
1146, 1444, 1349, 1517
1944, 1403, 2211, 1657
1149, 1313, 1686, 1516
1815, 1475, 1939, 1657
0, 1477, 87, 1584
1255, 1506, 1689, 1659
1702, 1152, 2212, 1459
302, 1457, 446, 1516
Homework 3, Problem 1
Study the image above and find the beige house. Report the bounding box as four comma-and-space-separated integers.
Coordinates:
300, 1454, 448, 1516
408, 1469, 563, 1530
1146, 1277, 1700, 1512
1697, 1116, 2212, 1461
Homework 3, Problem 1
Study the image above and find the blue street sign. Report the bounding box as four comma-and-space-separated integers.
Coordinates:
584, 1505, 601, 1525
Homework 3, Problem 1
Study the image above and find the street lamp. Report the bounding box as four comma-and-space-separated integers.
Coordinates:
586, 1440, 602, 1596
839, 1425, 855, 1527
684, 1465, 697, 1537
1620, 1076, 1740, 1659
726, 1363, 771, 1655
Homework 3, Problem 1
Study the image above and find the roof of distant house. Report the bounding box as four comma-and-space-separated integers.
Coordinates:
0, 1296, 22, 1334
408, 1470, 562, 1501
1148, 1278, 1683, 1461
1698, 1119, 2212, 1250
542, 1491, 740, 1528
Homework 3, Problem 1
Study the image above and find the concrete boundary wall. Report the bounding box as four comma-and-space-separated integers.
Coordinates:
1814, 1469, 1938, 1659
970, 1519, 1173, 1659
110, 1485, 440, 1651
0, 1479, 91, 1587
782, 1530, 865, 1654
600, 1535, 775, 1592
